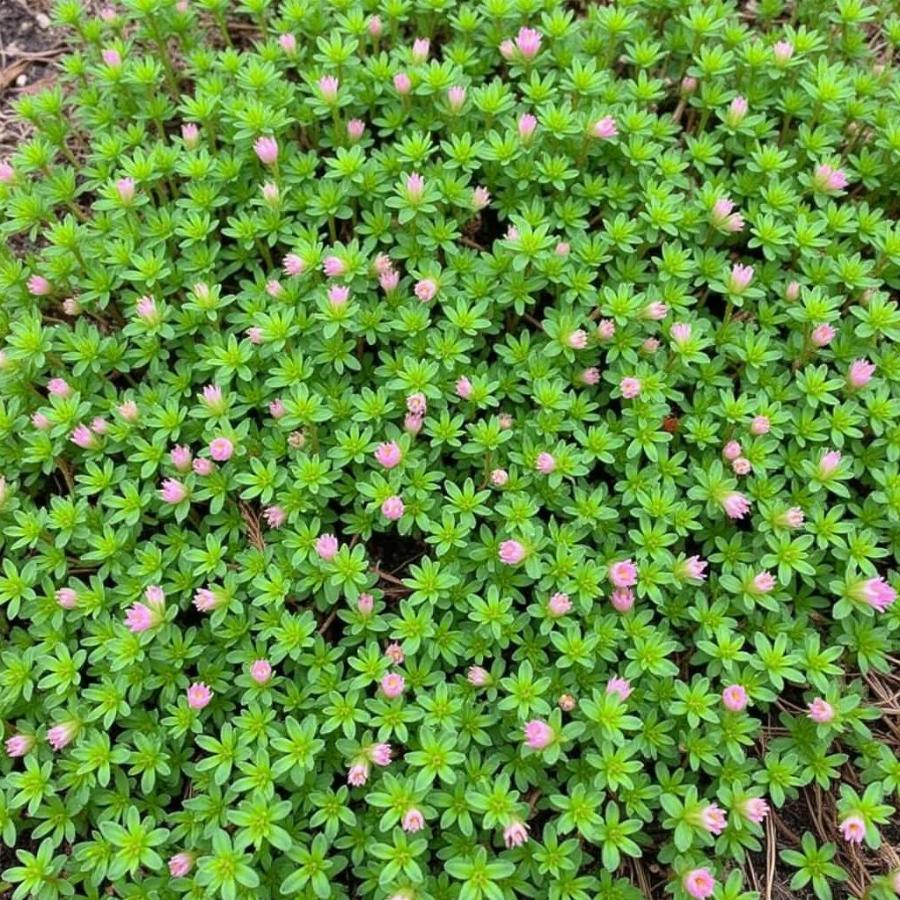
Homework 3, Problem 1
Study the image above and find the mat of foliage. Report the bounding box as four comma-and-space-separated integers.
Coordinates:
1, 0, 900, 898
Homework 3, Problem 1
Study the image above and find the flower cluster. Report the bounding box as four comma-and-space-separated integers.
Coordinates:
1, 0, 899, 898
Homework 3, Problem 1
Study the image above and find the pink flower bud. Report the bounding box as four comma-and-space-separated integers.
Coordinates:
254, 136, 278, 166
48, 377, 71, 397
393, 72, 412, 95
385, 643, 404, 665
316, 534, 339, 561
699, 803, 727, 835
328, 285, 350, 308
498, 539, 526, 565
742, 797, 769, 824
56, 588, 78, 609
367, 15, 382, 38
116, 177, 135, 203
404, 413, 423, 435
499, 39, 515, 60
567, 329, 588, 349
850, 576, 896, 613
447, 85, 466, 112
28, 275, 51, 296
523, 719, 553, 749
455, 376, 472, 399
347, 761, 369, 785
723, 440, 742, 461
323, 256, 346, 278
47, 722, 78, 751
518, 113, 537, 140
357, 593, 374, 615
558, 693, 576, 711
414, 278, 437, 302
181, 123, 200, 147
279, 33, 296, 54
160, 478, 188, 504
728, 263, 754, 293
347, 119, 365, 141
209, 437, 233, 462
380, 269, 400, 293
722, 684, 748, 711
282, 254, 305, 276
411, 37, 430, 63
261, 181, 280, 205
381, 672, 405, 698
683, 868, 715, 899
750, 415, 770, 435
193, 458, 213, 476
751, 571, 776, 594
407, 393, 427, 416
680, 76, 698, 94
721, 491, 751, 519
813, 163, 848, 193
580, 367, 600, 385
847, 359, 875, 389
32, 412, 51, 430
515, 27, 542, 59
168, 853, 194, 878
817, 449, 842, 477
118, 400, 139, 422
839, 816, 866, 844
250, 659, 272, 684
490, 468, 508, 486
70, 424, 98, 450
670, 322, 692, 347
0, 160, 14, 184
606, 677, 632, 700
785, 280, 800, 301
727, 95, 748, 125
610, 587, 634, 612
609, 559, 637, 588
375, 441, 402, 468
318, 75, 339, 103
732, 457, 751, 475
535, 452, 556, 474
402, 808, 425, 832
5, 734, 35, 758
773, 40, 794, 64
102, 48, 122, 67
381, 495, 405, 520
468, 666, 489, 686
472, 186, 491, 210
263, 505, 286, 528
503, 821, 529, 848
808, 697, 834, 723
265, 280, 283, 298
811, 323, 835, 347
591, 116, 618, 139
170, 445, 192, 472
619, 377, 641, 399
187, 682, 212, 709
597, 319, 615, 340
548, 592, 571, 617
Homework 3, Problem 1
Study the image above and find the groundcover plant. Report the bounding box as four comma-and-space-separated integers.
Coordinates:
1, 0, 900, 897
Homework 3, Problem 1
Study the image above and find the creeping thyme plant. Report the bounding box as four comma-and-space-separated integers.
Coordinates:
2, 0, 900, 897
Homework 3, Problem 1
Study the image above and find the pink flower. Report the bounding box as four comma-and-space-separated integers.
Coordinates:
742, 797, 769, 824
160, 478, 187, 504
371, 742, 392, 766
116, 177, 135, 203
125, 592, 164, 632
380, 269, 400, 292
679, 556, 708, 582
381, 672, 405, 699
47, 378, 71, 397
548, 592, 571, 617
580, 367, 600, 385
28, 275, 51, 296
375, 441, 402, 468
264, 505, 286, 528
851, 576, 896, 613
261, 182, 279, 207
558, 693, 576, 711
591, 116, 618, 139
316, 534, 339, 561
814, 163, 848, 193
367, 15, 382, 37
385, 643, 405, 665
619, 377, 641, 399
192, 588, 220, 613
536, 452, 556, 474
808, 698, 834, 723
0, 160, 14, 183
839, 815, 866, 844
490, 468, 508, 487
407, 393, 427, 416
168, 853, 194, 878
32, 412, 51, 430
499, 413, 513, 429
322, 256, 346, 278
518, 113, 537, 140
382, 496, 405, 520
700, 803, 727, 835
47, 722, 77, 751
567, 329, 588, 349
710, 197, 744, 232
773, 40, 794, 64
102, 48, 122, 67
472, 186, 491, 210
187, 682, 212, 710
70, 424, 98, 450
556, 241, 570, 256
752, 571, 776, 594
448, 85, 466, 112
727, 95, 748, 125
193, 458, 213, 476
254, 136, 278, 166
499, 540, 526, 565
405, 172, 425, 203
523, 719, 553, 750
683, 868, 715, 899
722, 685, 748, 712
750, 415, 770, 436
681, 76, 698, 94
503, 821, 529, 848
811, 323, 835, 347
817, 449, 842, 477
728, 263, 754, 293
402, 808, 425, 832
328, 285, 350, 308
269, 398, 286, 419
201, 384, 224, 411
609, 559, 637, 589
415, 278, 437, 302
785, 280, 800, 301
289, 432, 305, 449
641, 301, 668, 322
6, 734, 34, 757
411, 37, 430, 63
515, 27, 542, 59
181, 123, 200, 148
610, 587, 634, 613
91, 417, 108, 435
209, 437, 233, 461
669, 323, 692, 348
642, 338, 660, 354
56, 588, 78, 610
847, 359, 875, 389
505, 226, 519, 241
394, 72, 412, 95
779, 507, 805, 529
358, 593, 374, 616
606, 677, 632, 700
405, 413, 423, 435
721, 491, 751, 519
468, 666, 489, 686
170, 445, 192, 472
318, 75, 339, 103
250, 659, 272, 684
118, 400, 139, 422
347, 762, 369, 786
499, 39, 515, 60
347, 119, 365, 141
282, 254, 305, 277
279, 33, 297, 54
722, 440, 742, 461
456, 376, 473, 399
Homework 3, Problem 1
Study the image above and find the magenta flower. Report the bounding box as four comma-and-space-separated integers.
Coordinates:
610, 587, 634, 613
402, 808, 425, 832
619, 376, 641, 399
722, 684, 748, 712
160, 478, 187, 504
318, 75, 339, 103
415, 278, 437, 302
847, 359, 875, 389
606, 677, 632, 700
279, 33, 297, 54
56, 588, 78, 609
347, 119, 365, 141
839, 815, 866, 844
850, 576, 896, 613
503, 821, 529, 848
742, 797, 769, 824
808, 698, 834, 723
209, 437, 233, 462
591, 116, 618, 139
580, 367, 600, 385
683, 868, 715, 899
490, 468, 508, 487
316, 534, 339, 561
456, 376, 473, 399
382, 495, 405, 520
250, 659, 272, 684
498, 539, 526, 565
374, 441, 402, 468
125, 589, 164, 632
518, 113, 537, 140
411, 37, 430, 63
548, 592, 571, 617
813, 163, 848, 193
322, 255, 346, 278
393, 72, 412, 95
447, 85, 466, 112
5, 734, 35, 757
609, 559, 637, 588
47, 722, 78, 751
515, 27, 542, 59
721, 491, 751, 519
699, 803, 727, 835
187, 682, 212, 710
182, 123, 200, 148
47, 377, 71, 397
535, 452, 556, 474
405, 413, 423, 435
728, 263, 754, 293
523, 719, 553, 750
468, 666, 489, 686
254, 136, 278, 165
168, 853, 194, 878
381, 672, 405, 699
28, 275, 51, 296
811, 323, 835, 347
